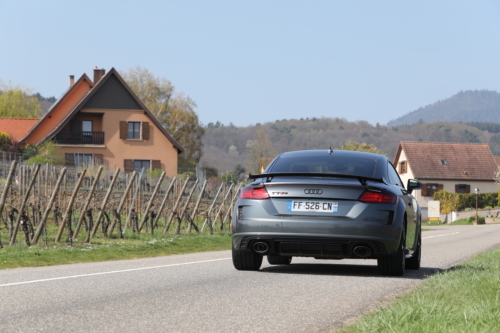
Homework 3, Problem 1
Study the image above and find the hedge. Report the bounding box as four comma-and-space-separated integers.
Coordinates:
433, 191, 499, 211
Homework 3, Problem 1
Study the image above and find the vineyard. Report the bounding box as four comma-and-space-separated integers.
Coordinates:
0, 161, 243, 248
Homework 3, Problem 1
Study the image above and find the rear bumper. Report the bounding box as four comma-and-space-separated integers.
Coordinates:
232, 233, 400, 259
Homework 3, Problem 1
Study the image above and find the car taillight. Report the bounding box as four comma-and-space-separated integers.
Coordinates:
240, 187, 270, 200
358, 191, 396, 204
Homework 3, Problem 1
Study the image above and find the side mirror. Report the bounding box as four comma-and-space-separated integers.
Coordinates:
407, 179, 422, 194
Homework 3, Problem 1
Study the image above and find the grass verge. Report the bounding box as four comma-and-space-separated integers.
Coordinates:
340, 247, 500, 333
0, 232, 232, 270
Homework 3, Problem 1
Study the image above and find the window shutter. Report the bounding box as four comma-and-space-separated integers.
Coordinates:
465, 185, 471, 193
70, 119, 82, 131
120, 121, 127, 139
65, 153, 75, 167
421, 183, 428, 197
124, 159, 133, 172
455, 185, 459, 193
94, 154, 103, 165
438, 184, 444, 191
152, 160, 161, 171
142, 122, 150, 140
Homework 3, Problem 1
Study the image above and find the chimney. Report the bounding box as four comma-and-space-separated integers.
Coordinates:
69, 75, 75, 87
93, 66, 106, 84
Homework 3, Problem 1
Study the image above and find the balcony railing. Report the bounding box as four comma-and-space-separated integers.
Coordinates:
55, 131, 104, 145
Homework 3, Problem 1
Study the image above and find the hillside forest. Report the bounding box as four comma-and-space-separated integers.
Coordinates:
200, 118, 500, 175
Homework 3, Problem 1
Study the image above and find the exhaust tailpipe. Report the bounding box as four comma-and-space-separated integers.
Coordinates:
353, 246, 372, 258
253, 242, 269, 254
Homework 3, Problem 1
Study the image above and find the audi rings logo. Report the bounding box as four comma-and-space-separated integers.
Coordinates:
304, 189, 323, 195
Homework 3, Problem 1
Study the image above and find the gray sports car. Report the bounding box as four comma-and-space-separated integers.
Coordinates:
232, 149, 422, 276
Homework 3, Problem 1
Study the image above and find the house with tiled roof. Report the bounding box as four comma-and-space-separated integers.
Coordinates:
18, 67, 183, 175
394, 142, 498, 218
0, 118, 40, 142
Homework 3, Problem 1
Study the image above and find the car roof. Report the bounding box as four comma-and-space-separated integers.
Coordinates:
278, 149, 387, 160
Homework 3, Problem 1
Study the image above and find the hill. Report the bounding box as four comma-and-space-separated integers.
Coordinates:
387, 90, 500, 126
200, 118, 500, 174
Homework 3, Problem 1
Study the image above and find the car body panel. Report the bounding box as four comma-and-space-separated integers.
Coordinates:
232, 149, 421, 262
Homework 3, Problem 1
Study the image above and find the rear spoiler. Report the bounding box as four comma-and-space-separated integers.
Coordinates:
248, 172, 385, 186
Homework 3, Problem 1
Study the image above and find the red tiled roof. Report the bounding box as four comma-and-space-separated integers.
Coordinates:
397, 142, 497, 180
0, 118, 40, 142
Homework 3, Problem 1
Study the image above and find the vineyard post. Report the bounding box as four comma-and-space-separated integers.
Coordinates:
175, 179, 199, 234
55, 169, 86, 242
107, 171, 137, 237
72, 166, 104, 240
151, 177, 177, 229
0, 160, 17, 220
164, 178, 190, 233
32, 167, 67, 244
212, 183, 234, 230
222, 183, 242, 227
45, 163, 49, 197
10, 163, 40, 245
138, 171, 166, 232
89, 168, 120, 239
187, 180, 207, 233
201, 182, 224, 232
123, 168, 146, 234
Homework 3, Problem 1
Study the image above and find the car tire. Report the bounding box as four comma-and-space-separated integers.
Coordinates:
232, 247, 263, 271
267, 255, 292, 265
378, 227, 406, 276
406, 232, 421, 270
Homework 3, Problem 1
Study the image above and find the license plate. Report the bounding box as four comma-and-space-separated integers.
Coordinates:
287, 201, 338, 213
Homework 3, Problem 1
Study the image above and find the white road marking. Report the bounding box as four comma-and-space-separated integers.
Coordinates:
423, 232, 460, 240
0, 257, 231, 288
0, 231, 464, 288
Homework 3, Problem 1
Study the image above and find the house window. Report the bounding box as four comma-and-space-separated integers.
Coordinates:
134, 160, 150, 172
456, 184, 471, 193
82, 121, 93, 143
127, 122, 141, 139
82, 120, 93, 132
75, 153, 93, 167
426, 183, 439, 197
399, 161, 407, 174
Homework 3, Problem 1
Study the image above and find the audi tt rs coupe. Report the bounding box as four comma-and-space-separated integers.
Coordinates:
232, 149, 422, 276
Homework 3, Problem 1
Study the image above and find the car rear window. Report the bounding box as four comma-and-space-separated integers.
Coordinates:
269, 154, 378, 178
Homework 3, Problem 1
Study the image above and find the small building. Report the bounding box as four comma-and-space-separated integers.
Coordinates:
393, 142, 498, 219
18, 67, 183, 175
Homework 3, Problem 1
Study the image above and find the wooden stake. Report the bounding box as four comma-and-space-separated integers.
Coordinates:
72, 166, 104, 240
10, 163, 40, 245
151, 177, 177, 229
201, 182, 224, 232
138, 171, 165, 231
212, 183, 234, 230
32, 167, 67, 244
0, 160, 17, 219
88, 168, 120, 240
175, 179, 199, 234
187, 180, 207, 233
55, 170, 86, 242
107, 171, 137, 237
164, 178, 190, 233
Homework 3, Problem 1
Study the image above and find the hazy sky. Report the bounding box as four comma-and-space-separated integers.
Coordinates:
1, 1, 499, 127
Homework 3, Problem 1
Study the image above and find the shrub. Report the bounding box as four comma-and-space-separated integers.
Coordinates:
146, 168, 164, 177
24, 156, 53, 164
441, 191, 499, 211
0, 132, 10, 149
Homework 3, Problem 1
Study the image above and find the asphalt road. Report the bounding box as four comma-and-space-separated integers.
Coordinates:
1, 224, 500, 333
